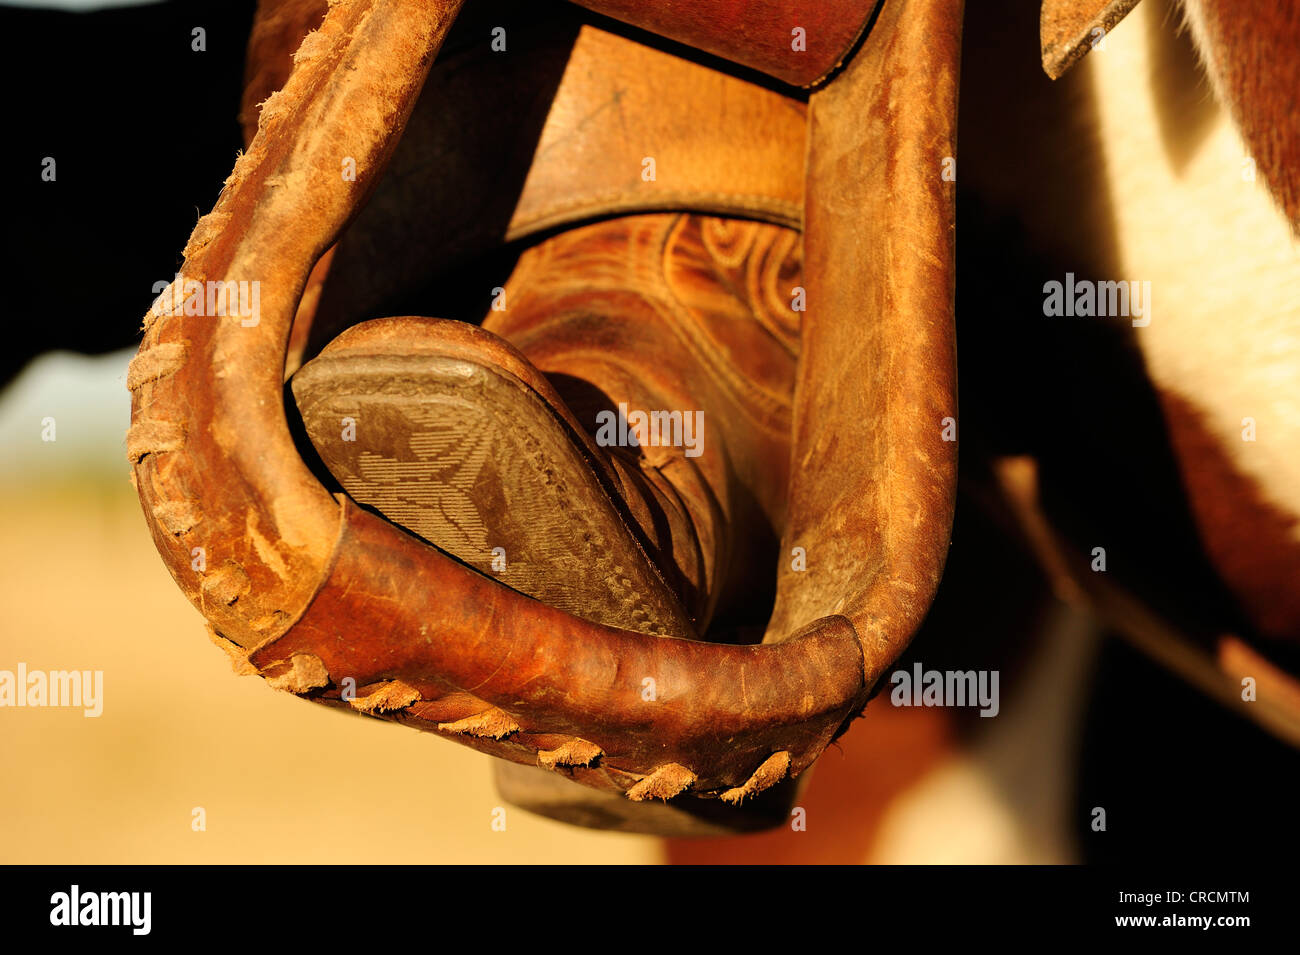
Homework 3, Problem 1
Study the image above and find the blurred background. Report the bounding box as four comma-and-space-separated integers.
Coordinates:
1, 0, 1295, 864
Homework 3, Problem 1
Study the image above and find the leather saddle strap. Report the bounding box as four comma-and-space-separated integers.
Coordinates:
505, 25, 806, 239
572, 0, 882, 88
242, 3, 809, 368
766, 0, 962, 680
297, 19, 810, 356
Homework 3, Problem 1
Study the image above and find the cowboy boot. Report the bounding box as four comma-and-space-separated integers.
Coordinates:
289, 213, 806, 834
291, 212, 802, 647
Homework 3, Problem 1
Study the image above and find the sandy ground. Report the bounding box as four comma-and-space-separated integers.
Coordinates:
0, 478, 663, 863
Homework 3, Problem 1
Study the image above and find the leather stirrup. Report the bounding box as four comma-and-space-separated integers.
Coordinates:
128, 0, 961, 830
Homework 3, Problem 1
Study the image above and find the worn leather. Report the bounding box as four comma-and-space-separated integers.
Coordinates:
128, 0, 962, 810
130, 0, 456, 646
767, 0, 962, 676
1039, 0, 1142, 79
484, 213, 804, 631
571, 0, 881, 87
291, 313, 702, 639
300, 18, 810, 366
240, 2, 808, 371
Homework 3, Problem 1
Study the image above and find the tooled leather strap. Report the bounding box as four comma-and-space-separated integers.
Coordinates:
128, 0, 871, 803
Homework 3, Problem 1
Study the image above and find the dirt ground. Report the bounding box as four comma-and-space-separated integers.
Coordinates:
0, 475, 667, 863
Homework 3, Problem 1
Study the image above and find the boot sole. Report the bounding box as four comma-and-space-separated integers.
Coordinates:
291, 316, 695, 639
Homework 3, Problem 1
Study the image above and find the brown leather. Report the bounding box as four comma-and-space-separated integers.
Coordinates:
490, 757, 809, 835
1040, 0, 1142, 79
572, 0, 881, 88
291, 313, 701, 638
243, 4, 806, 235
293, 214, 805, 643
289, 212, 814, 828
250, 501, 866, 799
283, 212, 849, 803
128, 0, 962, 811
240, 0, 330, 146
278, 9, 809, 370
130, 0, 462, 647
484, 213, 803, 631
128, 0, 869, 805
507, 26, 806, 238
766, 0, 961, 669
